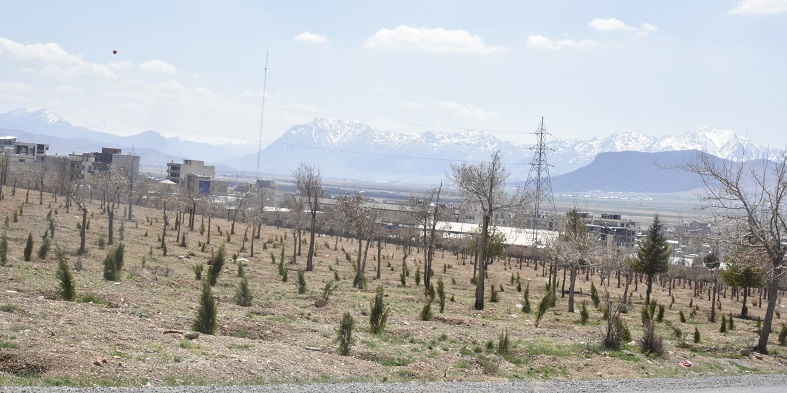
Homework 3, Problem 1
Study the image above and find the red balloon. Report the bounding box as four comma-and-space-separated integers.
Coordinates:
113, 50, 117, 54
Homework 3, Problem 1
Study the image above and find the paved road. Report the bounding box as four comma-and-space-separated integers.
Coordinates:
3, 374, 787, 393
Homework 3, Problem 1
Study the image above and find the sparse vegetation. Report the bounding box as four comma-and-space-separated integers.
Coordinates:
336, 311, 355, 356
369, 285, 390, 334
193, 280, 217, 335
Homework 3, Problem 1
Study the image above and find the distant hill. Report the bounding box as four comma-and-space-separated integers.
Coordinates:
0, 108, 255, 168
548, 150, 708, 193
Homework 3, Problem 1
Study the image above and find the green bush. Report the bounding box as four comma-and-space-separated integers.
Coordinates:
522, 284, 531, 313
679, 310, 687, 323
369, 285, 390, 334
778, 324, 787, 346
415, 266, 421, 286
720, 315, 727, 333
55, 248, 76, 301
590, 282, 600, 308
656, 305, 665, 323
207, 244, 226, 286
37, 237, 51, 259
437, 278, 446, 313
103, 249, 119, 281
336, 312, 355, 356
0, 231, 7, 266
193, 264, 203, 280
420, 299, 434, 321
694, 327, 701, 343
23, 232, 33, 261
638, 322, 664, 356
497, 329, 510, 355
235, 268, 253, 307
580, 300, 589, 325
193, 280, 217, 335
297, 270, 307, 294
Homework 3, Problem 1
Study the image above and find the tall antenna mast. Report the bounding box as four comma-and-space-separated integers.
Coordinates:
525, 117, 556, 247
255, 51, 269, 180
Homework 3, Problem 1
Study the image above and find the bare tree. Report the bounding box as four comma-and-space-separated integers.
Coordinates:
335, 193, 377, 288
201, 195, 222, 245
96, 165, 129, 245
681, 151, 787, 353
294, 163, 322, 271
548, 208, 600, 312
448, 151, 529, 310
407, 182, 449, 290
65, 180, 90, 255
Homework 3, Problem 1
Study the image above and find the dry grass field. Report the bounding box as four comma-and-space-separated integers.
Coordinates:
1, 187, 786, 387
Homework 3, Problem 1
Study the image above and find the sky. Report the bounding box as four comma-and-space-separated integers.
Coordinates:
1, 0, 786, 149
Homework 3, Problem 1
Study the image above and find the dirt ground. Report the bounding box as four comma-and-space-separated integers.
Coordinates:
1, 187, 786, 387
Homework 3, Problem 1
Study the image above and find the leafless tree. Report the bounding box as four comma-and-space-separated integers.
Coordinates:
284, 194, 306, 264
407, 182, 449, 290
681, 151, 787, 354
201, 195, 223, 245
448, 151, 529, 310
547, 208, 600, 312
335, 193, 377, 288
96, 165, 129, 245
294, 163, 322, 271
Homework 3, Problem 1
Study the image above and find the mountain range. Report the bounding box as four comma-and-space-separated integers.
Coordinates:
1, 108, 782, 192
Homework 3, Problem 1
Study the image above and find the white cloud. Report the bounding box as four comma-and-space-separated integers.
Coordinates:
589, 17, 635, 31
526, 35, 598, 50
0, 37, 117, 79
641, 23, 659, 32
364, 25, 506, 54
294, 32, 329, 45
730, 0, 787, 15
139, 59, 178, 74
404, 100, 499, 120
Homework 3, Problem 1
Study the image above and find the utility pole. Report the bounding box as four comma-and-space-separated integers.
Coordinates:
525, 117, 556, 247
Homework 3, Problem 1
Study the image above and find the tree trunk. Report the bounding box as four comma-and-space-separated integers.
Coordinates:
757, 264, 782, 353
710, 278, 717, 323
475, 214, 489, 310
306, 212, 316, 271
79, 207, 87, 255
376, 238, 382, 280
645, 274, 653, 305
107, 206, 115, 245
568, 266, 578, 313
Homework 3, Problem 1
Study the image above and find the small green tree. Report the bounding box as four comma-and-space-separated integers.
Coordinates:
55, 247, 76, 301
580, 300, 589, 325
336, 312, 355, 356
235, 267, 253, 307
207, 244, 226, 286
297, 270, 307, 294
0, 231, 7, 266
436, 278, 446, 313
420, 299, 434, 321
38, 237, 51, 259
694, 327, 701, 343
193, 280, 217, 334
23, 232, 34, 261
415, 265, 421, 286
721, 257, 764, 318
103, 248, 119, 281
522, 283, 531, 313
114, 242, 125, 272
631, 215, 671, 305
369, 285, 390, 334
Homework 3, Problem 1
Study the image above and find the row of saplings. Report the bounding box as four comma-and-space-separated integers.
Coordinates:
46, 242, 787, 361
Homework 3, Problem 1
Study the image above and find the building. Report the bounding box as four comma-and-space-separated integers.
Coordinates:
67, 148, 139, 180
166, 159, 215, 185
166, 159, 226, 195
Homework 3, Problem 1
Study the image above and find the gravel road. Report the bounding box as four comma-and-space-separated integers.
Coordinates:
4, 374, 787, 393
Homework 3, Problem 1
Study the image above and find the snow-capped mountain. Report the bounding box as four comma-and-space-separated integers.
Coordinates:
547, 128, 782, 175
3, 108, 782, 188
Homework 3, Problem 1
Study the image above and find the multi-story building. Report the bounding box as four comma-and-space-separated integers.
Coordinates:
166, 159, 225, 195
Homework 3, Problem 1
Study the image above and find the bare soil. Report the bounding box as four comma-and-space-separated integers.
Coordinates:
1, 188, 786, 387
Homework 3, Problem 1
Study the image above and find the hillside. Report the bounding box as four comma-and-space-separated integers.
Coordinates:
1, 187, 785, 386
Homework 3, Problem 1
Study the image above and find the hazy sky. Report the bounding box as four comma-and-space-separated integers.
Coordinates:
1, 0, 786, 148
